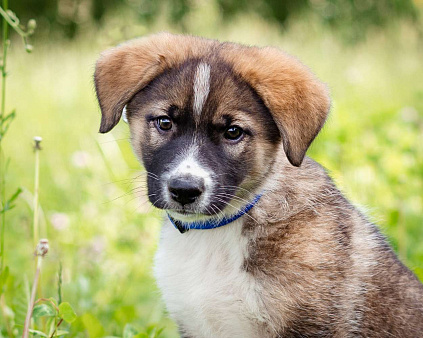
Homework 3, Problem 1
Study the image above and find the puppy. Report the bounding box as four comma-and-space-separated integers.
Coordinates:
94, 33, 423, 337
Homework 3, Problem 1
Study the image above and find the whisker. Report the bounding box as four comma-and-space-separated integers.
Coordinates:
216, 185, 256, 196
214, 193, 255, 206
98, 137, 131, 144
213, 197, 259, 224
130, 171, 159, 180
210, 204, 224, 221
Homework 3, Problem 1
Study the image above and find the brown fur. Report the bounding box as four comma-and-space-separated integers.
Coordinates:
95, 34, 217, 133
94, 33, 423, 337
245, 154, 423, 336
95, 33, 329, 166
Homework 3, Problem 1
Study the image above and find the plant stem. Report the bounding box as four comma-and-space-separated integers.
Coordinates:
0, 6, 28, 37
33, 139, 41, 248
22, 255, 42, 338
0, 0, 8, 278
49, 318, 63, 338
1, 0, 7, 123
58, 262, 62, 305
22, 240, 49, 338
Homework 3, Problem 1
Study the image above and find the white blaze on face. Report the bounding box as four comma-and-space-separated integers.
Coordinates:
164, 147, 214, 218
173, 155, 210, 181
193, 63, 211, 116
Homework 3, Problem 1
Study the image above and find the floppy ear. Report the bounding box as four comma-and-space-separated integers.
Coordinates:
94, 33, 216, 133
222, 45, 330, 167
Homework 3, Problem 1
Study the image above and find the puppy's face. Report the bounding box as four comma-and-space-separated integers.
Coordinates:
126, 60, 280, 219
94, 33, 330, 221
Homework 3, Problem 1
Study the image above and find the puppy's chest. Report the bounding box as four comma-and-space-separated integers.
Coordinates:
154, 219, 266, 338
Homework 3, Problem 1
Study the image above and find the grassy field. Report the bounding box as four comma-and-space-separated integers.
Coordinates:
1, 5, 422, 337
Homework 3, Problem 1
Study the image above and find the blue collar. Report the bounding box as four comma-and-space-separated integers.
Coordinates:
167, 194, 262, 234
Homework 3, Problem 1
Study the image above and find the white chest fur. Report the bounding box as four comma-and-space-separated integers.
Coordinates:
154, 218, 266, 338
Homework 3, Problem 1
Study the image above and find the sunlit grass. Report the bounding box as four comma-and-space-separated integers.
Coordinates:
2, 7, 422, 337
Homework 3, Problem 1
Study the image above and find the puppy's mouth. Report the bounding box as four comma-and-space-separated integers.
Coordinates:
172, 210, 197, 216
171, 209, 198, 216
167, 207, 218, 224
166, 203, 221, 217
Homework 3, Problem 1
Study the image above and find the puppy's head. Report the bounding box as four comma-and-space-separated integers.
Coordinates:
95, 33, 330, 221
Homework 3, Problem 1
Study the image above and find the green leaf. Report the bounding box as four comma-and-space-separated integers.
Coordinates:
153, 328, 164, 338
32, 303, 56, 318
2, 110, 16, 123
133, 334, 148, 338
145, 325, 155, 335
123, 324, 139, 338
46, 316, 56, 337
0, 204, 16, 213
28, 329, 48, 337
11, 279, 30, 333
55, 330, 70, 336
58, 302, 77, 323
8, 187, 22, 203
145, 324, 164, 338
0, 109, 16, 139
0, 187, 22, 214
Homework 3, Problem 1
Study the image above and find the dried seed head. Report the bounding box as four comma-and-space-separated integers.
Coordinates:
35, 239, 49, 257
25, 44, 34, 53
27, 19, 37, 32
33, 136, 42, 150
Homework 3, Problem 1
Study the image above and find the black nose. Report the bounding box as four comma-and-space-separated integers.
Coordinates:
168, 177, 204, 206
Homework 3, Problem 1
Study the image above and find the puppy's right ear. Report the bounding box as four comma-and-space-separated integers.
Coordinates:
94, 34, 169, 133
94, 33, 215, 133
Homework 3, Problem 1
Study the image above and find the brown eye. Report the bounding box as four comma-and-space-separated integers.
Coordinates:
224, 126, 243, 141
156, 117, 172, 131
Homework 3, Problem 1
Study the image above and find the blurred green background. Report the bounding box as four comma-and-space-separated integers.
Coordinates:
1, 0, 423, 337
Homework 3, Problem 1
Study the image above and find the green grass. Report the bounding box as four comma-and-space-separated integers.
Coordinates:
1, 6, 422, 337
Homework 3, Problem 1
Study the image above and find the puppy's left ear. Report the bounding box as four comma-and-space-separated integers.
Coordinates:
95, 33, 215, 133
223, 46, 330, 167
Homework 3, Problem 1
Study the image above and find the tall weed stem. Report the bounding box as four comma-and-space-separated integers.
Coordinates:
33, 137, 42, 247
22, 239, 49, 338
0, 0, 9, 277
